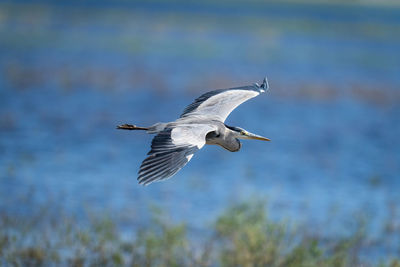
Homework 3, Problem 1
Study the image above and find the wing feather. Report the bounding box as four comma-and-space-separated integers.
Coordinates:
138, 124, 217, 185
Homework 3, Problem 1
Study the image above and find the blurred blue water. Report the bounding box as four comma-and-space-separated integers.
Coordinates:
1, 1, 400, 257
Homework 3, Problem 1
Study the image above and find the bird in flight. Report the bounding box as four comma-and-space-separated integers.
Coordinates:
117, 77, 270, 185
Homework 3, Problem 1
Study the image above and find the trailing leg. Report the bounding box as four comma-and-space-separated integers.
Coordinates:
116, 124, 149, 130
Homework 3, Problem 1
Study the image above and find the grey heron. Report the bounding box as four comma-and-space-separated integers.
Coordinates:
117, 77, 270, 185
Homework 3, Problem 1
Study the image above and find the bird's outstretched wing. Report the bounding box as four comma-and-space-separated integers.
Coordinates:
181, 77, 269, 122
138, 124, 217, 185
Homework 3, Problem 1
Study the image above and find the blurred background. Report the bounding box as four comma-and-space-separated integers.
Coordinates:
1, 0, 400, 263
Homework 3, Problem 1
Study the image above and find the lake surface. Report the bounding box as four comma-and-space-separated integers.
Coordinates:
1, 0, 399, 259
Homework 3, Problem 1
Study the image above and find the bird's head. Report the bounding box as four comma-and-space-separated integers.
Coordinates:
226, 126, 271, 141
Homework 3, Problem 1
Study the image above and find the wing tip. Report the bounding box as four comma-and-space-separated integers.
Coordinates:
254, 76, 269, 93
137, 174, 156, 186
138, 179, 150, 186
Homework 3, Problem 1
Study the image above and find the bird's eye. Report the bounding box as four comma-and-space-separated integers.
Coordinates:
241, 131, 245, 135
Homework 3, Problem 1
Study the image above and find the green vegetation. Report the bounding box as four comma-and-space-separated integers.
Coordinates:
0, 201, 399, 266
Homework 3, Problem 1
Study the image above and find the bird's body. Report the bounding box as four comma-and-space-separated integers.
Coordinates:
118, 77, 270, 185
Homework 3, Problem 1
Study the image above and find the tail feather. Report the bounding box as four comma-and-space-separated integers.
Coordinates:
117, 124, 149, 130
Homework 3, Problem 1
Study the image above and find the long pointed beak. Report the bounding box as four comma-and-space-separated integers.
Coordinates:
245, 132, 271, 141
